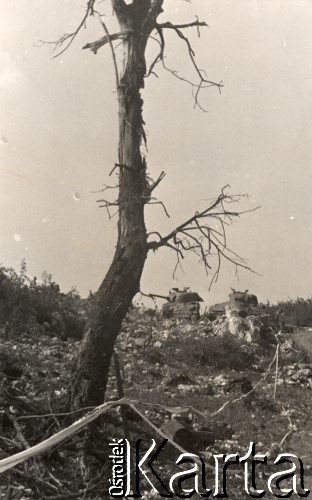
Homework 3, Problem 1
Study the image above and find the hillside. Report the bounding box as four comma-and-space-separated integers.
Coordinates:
0, 304, 312, 498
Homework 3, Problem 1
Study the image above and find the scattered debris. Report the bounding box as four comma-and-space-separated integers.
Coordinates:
1, 290, 312, 497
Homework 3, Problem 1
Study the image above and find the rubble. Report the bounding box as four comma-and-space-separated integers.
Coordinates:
1, 300, 312, 498
284, 363, 312, 387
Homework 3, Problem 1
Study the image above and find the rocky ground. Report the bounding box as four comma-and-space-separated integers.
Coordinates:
0, 309, 312, 498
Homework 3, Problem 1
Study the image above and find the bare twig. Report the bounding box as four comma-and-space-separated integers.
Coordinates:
279, 405, 295, 447
96, 197, 119, 206
109, 163, 136, 176
279, 429, 293, 448
146, 18, 223, 109
0, 435, 22, 449
49, 396, 61, 430
147, 186, 260, 286
138, 290, 157, 303
11, 469, 59, 493
145, 27, 165, 77
17, 406, 97, 420
149, 171, 166, 192
7, 414, 31, 450
90, 184, 119, 194
273, 342, 280, 401
47, 471, 64, 490
40, 0, 97, 57
97, 197, 119, 219
113, 352, 130, 442
147, 200, 170, 218
97, 14, 120, 87
209, 345, 279, 418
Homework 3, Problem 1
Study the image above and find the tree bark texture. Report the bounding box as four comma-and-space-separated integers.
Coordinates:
69, 0, 163, 410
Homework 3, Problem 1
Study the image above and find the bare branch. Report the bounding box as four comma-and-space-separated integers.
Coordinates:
147, 200, 170, 218
138, 290, 157, 303
146, 27, 165, 77
90, 184, 119, 194
97, 196, 119, 219
146, 231, 163, 240
147, 187, 260, 286
97, 15, 120, 87
147, 18, 223, 109
173, 251, 185, 280
149, 171, 166, 192
109, 162, 137, 176
40, 0, 97, 57
83, 30, 131, 54
157, 20, 208, 30
96, 198, 119, 205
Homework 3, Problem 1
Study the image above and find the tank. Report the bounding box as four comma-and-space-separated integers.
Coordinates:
228, 289, 258, 317
161, 288, 203, 320
209, 289, 259, 319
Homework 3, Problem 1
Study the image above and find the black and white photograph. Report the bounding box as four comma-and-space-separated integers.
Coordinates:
0, 0, 311, 498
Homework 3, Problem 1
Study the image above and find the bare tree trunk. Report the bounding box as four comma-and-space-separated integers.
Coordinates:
69, 1, 162, 410
69, 0, 243, 411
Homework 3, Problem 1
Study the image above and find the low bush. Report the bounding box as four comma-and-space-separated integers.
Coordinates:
190, 335, 255, 369
165, 333, 255, 370
0, 260, 87, 338
262, 297, 312, 328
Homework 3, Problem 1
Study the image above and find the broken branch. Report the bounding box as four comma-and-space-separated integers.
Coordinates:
149, 171, 166, 192
83, 30, 131, 55
157, 20, 208, 30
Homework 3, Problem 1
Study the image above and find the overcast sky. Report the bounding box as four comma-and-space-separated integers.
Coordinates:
1, 0, 312, 306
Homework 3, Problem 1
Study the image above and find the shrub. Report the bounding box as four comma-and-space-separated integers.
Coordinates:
166, 334, 255, 371
262, 298, 312, 328
0, 261, 87, 338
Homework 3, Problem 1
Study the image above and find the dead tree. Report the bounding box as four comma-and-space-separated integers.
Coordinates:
46, 0, 257, 410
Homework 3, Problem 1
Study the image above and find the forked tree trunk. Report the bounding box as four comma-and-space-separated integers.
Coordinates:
69, 1, 163, 409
